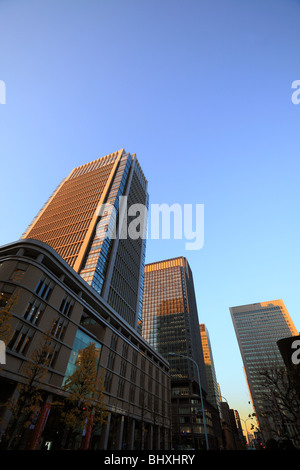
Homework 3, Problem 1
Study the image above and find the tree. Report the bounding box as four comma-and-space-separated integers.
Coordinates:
2, 330, 55, 449
0, 289, 20, 354
259, 365, 300, 447
61, 342, 107, 449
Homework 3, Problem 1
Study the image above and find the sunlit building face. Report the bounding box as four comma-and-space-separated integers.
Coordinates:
142, 257, 206, 383
22, 149, 148, 329
230, 300, 298, 441
141, 257, 215, 448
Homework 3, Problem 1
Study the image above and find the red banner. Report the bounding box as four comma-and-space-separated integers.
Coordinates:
81, 415, 94, 450
28, 403, 51, 450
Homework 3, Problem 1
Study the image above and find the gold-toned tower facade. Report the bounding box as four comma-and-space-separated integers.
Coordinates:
22, 149, 148, 329
141, 257, 224, 449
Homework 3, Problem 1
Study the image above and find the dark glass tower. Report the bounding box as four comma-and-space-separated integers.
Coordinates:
142, 257, 206, 385
22, 149, 148, 329
142, 257, 215, 449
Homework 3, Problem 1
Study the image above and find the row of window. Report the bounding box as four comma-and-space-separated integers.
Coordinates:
106, 349, 166, 387
2, 261, 170, 408
0, 267, 75, 364
8, 325, 60, 369
69, 156, 116, 179
104, 371, 169, 417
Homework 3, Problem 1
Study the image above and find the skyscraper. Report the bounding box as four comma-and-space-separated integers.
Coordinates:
22, 149, 148, 329
230, 299, 298, 443
142, 257, 206, 387
199, 324, 220, 414
142, 257, 221, 449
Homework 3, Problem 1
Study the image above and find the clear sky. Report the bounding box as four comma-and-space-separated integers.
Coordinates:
1, 0, 300, 434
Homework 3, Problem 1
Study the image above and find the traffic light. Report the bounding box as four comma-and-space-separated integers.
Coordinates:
77, 401, 87, 412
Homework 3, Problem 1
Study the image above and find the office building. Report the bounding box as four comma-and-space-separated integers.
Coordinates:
199, 324, 221, 414
219, 401, 244, 450
22, 149, 148, 330
0, 151, 171, 450
230, 299, 298, 443
142, 257, 221, 449
234, 410, 246, 449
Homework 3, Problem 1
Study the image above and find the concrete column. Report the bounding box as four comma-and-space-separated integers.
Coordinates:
117, 415, 125, 450
164, 428, 168, 449
36, 254, 44, 263
129, 419, 135, 450
103, 412, 111, 450
149, 424, 153, 450
157, 426, 161, 449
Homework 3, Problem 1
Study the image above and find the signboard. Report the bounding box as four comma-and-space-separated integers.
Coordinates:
277, 335, 300, 371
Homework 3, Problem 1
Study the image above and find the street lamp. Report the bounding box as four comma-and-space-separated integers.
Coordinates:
166, 352, 209, 450
220, 395, 228, 404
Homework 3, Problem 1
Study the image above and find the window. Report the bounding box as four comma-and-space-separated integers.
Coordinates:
140, 371, 145, 388
139, 390, 144, 406
8, 326, 33, 355
24, 299, 44, 325
193, 425, 204, 434
80, 309, 96, 327
130, 366, 137, 383
180, 426, 191, 434
132, 350, 137, 365
63, 329, 102, 383
180, 416, 190, 424
104, 371, 113, 393
129, 385, 135, 403
120, 359, 127, 377
59, 295, 74, 317
110, 333, 118, 351
46, 343, 60, 369
35, 277, 54, 301
0, 284, 15, 308
179, 407, 190, 414
9, 262, 28, 282
51, 317, 67, 340
117, 378, 125, 398
122, 342, 129, 359
107, 351, 116, 370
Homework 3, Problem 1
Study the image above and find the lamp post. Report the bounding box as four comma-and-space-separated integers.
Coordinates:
166, 352, 209, 450
220, 395, 228, 404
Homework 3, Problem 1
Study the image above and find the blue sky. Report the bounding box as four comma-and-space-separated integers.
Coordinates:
1, 0, 300, 429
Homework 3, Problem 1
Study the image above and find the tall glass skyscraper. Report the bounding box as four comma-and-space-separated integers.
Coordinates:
142, 257, 222, 449
142, 257, 207, 387
22, 149, 148, 329
230, 299, 298, 442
